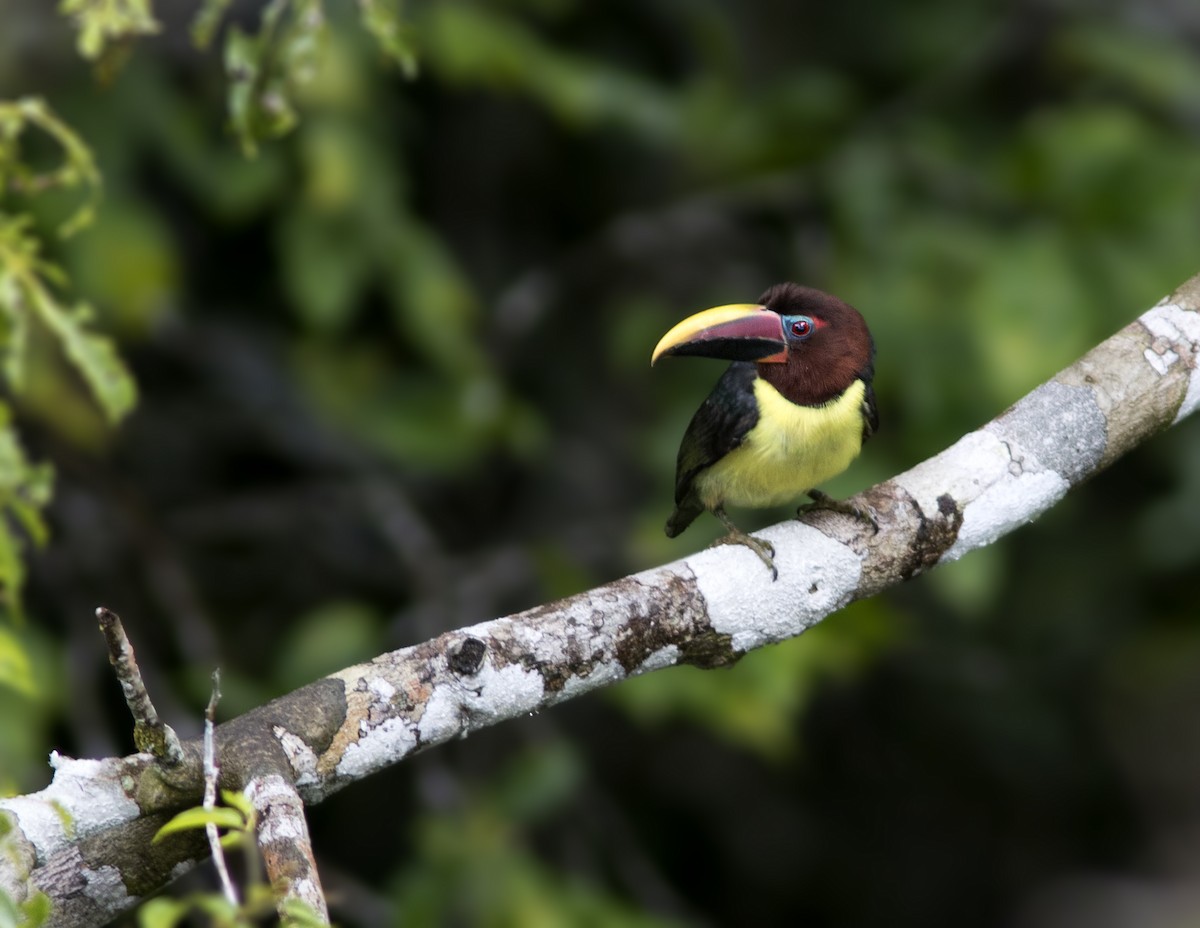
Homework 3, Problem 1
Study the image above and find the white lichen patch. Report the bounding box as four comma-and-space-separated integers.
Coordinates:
1142, 301, 1200, 422
247, 776, 305, 843
453, 662, 546, 727
326, 664, 398, 714
633, 644, 680, 675
291, 877, 324, 910
945, 469, 1068, 562
0, 755, 140, 861
1143, 346, 1178, 377
273, 727, 320, 788
294, 877, 320, 896
416, 683, 469, 742
368, 676, 396, 703
335, 716, 418, 780
895, 426, 1069, 566
691, 524, 862, 653
893, 430, 1012, 518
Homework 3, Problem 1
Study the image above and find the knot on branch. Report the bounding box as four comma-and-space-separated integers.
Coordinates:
448, 637, 487, 676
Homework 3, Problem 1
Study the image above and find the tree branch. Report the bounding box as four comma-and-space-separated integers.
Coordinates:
2, 273, 1198, 927
247, 774, 329, 924
96, 607, 185, 769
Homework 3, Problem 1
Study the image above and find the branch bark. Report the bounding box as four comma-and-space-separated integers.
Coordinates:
3, 273, 1199, 927
247, 774, 329, 924
96, 607, 184, 767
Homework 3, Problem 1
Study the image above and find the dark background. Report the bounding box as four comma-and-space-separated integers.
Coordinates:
3, 1, 1200, 925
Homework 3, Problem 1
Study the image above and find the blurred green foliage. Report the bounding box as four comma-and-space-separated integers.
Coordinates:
614, 601, 899, 759
59, 0, 160, 61
0, 0, 1198, 925
391, 744, 678, 928
222, 0, 325, 156
0, 97, 135, 618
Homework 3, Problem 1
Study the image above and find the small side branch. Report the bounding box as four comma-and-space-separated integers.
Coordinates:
203, 671, 238, 906
246, 774, 330, 925
95, 606, 184, 766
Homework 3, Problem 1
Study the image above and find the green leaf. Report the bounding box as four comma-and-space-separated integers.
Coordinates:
0, 406, 49, 615
225, 26, 266, 158
358, 0, 418, 77
0, 285, 28, 392
0, 885, 50, 928
223, 0, 327, 157
0, 401, 54, 616
219, 788, 254, 820
33, 299, 137, 424
0, 412, 55, 511
21, 891, 51, 928
58, 0, 160, 61
136, 896, 188, 928
0, 98, 102, 240
7, 492, 50, 550
280, 898, 329, 928
153, 806, 246, 843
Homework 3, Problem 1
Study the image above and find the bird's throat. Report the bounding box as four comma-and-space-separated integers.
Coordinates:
696, 377, 868, 510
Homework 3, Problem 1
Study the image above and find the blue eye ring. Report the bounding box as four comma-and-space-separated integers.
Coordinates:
787, 315, 814, 339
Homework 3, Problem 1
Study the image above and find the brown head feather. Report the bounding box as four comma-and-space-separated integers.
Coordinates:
754, 283, 875, 407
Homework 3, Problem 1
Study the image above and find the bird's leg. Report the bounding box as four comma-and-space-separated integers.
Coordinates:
711, 507, 778, 581
797, 489, 879, 532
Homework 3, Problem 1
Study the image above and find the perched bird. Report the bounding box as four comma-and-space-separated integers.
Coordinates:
651, 283, 878, 578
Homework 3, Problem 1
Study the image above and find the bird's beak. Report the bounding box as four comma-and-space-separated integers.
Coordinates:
651, 304, 788, 365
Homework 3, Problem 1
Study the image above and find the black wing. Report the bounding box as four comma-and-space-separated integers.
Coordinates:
666, 362, 760, 537
859, 336, 879, 442
861, 378, 879, 442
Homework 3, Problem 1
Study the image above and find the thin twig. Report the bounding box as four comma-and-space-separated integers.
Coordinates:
204, 669, 238, 907
94, 606, 184, 766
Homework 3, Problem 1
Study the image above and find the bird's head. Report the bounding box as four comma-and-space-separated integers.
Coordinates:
652, 283, 874, 402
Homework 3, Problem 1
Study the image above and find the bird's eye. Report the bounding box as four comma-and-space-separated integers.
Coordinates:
789, 316, 813, 338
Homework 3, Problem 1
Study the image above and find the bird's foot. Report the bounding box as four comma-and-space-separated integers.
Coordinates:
709, 531, 777, 581
797, 489, 879, 533
709, 506, 778, 580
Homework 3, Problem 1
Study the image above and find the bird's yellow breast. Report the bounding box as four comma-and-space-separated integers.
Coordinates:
695, 377, 867, 510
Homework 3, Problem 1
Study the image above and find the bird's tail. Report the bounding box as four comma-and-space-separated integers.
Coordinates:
665, 503, 703, 538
